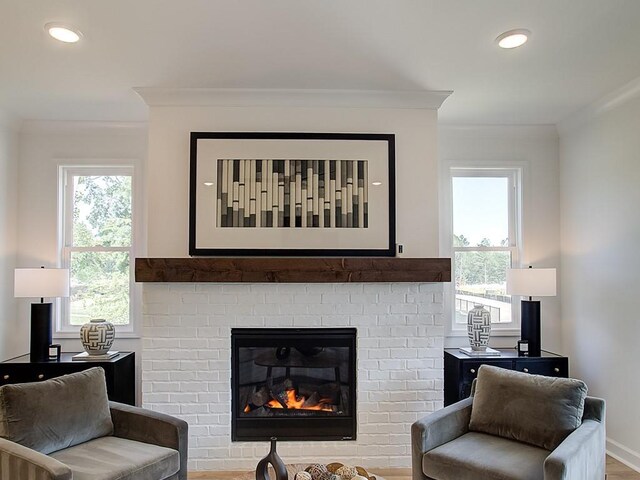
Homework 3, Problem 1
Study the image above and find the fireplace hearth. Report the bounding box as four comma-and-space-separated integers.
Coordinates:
231, 328, 357, 441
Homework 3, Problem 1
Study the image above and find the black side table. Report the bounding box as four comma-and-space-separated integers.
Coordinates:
444, 348, 568, 406
0, 351, 135, 405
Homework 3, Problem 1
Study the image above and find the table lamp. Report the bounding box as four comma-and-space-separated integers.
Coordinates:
14, 267, 70, 362
506, 266, 556, 357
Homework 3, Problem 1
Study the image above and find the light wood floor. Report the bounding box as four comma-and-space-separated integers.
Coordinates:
189, 456, 639, 479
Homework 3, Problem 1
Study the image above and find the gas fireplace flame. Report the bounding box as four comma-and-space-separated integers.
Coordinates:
267, 389, 334, 411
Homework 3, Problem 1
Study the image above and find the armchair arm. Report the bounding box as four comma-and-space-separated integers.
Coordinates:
544, 419, 606, 480
0, 437, 72, 480
109, 401, 188, 480
411, 397, 473, 480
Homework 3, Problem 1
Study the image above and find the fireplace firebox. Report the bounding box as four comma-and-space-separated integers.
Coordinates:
231, 328, 357, 441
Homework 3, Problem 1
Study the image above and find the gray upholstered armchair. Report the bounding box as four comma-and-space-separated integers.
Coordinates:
412, 365, 606, 480
0, 367, 188, 480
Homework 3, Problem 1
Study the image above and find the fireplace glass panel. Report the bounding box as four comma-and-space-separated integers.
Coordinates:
231, 328, 356, 441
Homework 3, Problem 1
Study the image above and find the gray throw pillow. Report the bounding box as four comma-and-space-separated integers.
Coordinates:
0, 367, 113, 454
469, 364, 587, 450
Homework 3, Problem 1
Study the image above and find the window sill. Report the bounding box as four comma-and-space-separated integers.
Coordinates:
447, 328, 520, 337
54, 331, 140, 340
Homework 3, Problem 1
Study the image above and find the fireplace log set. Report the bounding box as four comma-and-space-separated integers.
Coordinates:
241, 377, 344, 416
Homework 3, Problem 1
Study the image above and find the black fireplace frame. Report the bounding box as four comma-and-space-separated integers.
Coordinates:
231, 327, 357, 442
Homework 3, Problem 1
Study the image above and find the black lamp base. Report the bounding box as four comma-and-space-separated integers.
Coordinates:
30, 303, 53, 363
521, 300, 541, 357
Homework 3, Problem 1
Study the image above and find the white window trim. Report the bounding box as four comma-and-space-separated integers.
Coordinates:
57, 165, 141, 338
441, 164, 524, 337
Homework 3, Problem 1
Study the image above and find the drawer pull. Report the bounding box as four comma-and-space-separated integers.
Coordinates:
37, 374, 45, 380
554, 367, 560, 373
2, 375, 8, 380
470, 368, 476, 374
523, 368, 529, 373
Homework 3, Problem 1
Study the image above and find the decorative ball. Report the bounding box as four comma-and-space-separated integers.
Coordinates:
295, 472, 313, 480
351, 476, 368, 480
326, 463, 344, 474
305, 464, 328, 480
336, 466, 358, 480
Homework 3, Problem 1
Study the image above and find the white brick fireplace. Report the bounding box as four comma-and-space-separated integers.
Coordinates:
136, 89, 447, 471
142, 281, 444, 471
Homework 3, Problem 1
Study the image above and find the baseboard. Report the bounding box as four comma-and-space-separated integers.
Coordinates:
607, 438, 640, 473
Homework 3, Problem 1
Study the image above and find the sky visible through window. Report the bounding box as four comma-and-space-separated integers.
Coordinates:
453, 177, 509, 247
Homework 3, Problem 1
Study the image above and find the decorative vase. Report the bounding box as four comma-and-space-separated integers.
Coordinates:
256, 437, 288, 480
80, 319, 115, 355
467, 304, 491, 351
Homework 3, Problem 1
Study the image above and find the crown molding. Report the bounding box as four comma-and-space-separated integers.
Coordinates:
439, 124, 558, 139
133, 88, 453, 110
20, 120, 148, 135
558, 75, 640, 135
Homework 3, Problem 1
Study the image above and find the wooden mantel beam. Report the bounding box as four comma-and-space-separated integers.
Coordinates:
135, 258, 451, 283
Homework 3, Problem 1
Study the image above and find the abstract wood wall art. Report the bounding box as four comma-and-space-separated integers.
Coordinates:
216, 159, 368, 229
189, 132, 396, 256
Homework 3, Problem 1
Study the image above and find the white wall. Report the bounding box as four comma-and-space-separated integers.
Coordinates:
559, 86, 640, 470
15, 121, 147, 401
147, 105, 439, 257
0, 113, 20, 361
438, 125, 562, 351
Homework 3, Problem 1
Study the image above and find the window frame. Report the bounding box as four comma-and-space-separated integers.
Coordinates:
444, 166, 523, 336
57, 165, 139, 337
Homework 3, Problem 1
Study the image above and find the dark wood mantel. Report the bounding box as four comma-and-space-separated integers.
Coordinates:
135, 257, 450, 283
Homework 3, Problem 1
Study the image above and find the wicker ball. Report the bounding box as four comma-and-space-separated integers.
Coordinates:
351, 476, 368, 480
335, 466, 358, 480
295, 472, 313, 480
305, 464, 329, 480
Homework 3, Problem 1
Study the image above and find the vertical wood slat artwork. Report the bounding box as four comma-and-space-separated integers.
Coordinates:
216, 159, 369, 228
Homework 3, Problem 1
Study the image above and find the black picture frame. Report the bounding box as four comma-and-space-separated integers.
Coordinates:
189, 132, 396, 257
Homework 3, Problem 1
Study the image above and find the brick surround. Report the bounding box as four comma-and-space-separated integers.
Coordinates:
142, 282, 444, 471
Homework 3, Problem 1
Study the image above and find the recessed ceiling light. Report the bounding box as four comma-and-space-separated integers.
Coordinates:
496, 29, 530, 49
203, 182, 214, 186
45, 23, 82, 43
371, 181, 383, 186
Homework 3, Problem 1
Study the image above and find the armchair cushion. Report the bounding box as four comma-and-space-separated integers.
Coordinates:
49, 436, 179, 480
423, 431, 550, 480
469, 365, 587, 450
0, 367, 113, 455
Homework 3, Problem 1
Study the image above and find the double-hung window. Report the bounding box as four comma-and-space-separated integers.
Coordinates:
449, 167, 522, 332
59, 166, 136, 335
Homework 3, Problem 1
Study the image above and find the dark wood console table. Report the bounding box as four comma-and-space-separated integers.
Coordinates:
444, 348, 568, 406
0, 351, 135, 405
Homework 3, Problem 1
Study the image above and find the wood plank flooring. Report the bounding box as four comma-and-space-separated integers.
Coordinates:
189, 456, 639, 479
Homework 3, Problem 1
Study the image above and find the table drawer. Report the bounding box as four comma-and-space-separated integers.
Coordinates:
515, 359, 567, 377
461, 360, 514, 383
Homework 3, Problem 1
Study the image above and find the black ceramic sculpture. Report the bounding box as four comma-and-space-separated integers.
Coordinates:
256, 437, 288, 480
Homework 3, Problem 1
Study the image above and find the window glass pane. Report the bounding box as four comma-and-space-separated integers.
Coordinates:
452, 177, 509, 247
454, 251, 511, 324
73, 175, 132, 247
70, 251, 130, 326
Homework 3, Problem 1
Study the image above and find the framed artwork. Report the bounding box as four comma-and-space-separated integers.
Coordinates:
189, 132, 396, 256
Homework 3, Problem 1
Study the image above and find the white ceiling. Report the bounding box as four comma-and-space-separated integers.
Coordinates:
2, 0, 640, 124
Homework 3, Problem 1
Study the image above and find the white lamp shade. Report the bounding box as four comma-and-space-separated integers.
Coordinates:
506, 268, 556, 297
14, 268, 70, 298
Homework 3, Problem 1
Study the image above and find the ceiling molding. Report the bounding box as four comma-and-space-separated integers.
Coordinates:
133, 88, 453, 110
20, 120, 148, 135
439, 124, 558, 139
557, 75, 640, 135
